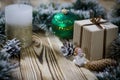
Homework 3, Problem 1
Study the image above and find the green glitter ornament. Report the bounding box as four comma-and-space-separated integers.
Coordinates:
52, 9, 79, 39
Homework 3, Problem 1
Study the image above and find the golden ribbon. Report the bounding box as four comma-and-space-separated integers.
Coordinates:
90, 16, 104, 29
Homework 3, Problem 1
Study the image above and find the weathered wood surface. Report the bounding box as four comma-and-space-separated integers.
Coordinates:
12, 32, 98, 80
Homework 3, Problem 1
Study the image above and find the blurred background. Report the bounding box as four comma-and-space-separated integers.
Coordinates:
0, 0, 116, 11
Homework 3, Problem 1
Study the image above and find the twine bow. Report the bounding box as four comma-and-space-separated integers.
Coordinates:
90, 16, 105, 29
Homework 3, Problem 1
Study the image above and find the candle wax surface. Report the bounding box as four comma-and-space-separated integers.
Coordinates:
5, 4, 32, 26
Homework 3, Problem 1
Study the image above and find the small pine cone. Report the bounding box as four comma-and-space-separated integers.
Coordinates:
84, 59, 117, 71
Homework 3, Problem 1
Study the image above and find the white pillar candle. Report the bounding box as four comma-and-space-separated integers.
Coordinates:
5, 4, 33, 48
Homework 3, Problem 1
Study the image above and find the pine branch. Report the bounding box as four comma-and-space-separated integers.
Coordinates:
109, 36, 120, 61
0, 11, 5, 47
32, 3, 58, 31
73, 0, 106, 18
0, 17, 5, 33
109, 0, 120, 32
0, 38, 21, 80
94, 63, 120, 80
0, 38, 21, 59
33, 3, 90, 32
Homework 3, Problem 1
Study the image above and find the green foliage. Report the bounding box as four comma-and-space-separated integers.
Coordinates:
110, 0, 120, 32
0, 18, 5, 35
33, 0, 106, 32
111, 1, 120, 17
73, 0, 106, 18
32, 3, 90, 32
0, 34, 6, 46
95, 64, 120, 80
0, 11, 5, 46
0, 60, 17, 80
73, 0, 97, 10
32, 3, 55, 31
0, 38, 21, 80
0, 11, 5, 35
109, 36, 120, 61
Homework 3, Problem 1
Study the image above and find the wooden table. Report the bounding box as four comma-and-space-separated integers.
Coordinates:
12, 32, 98, 80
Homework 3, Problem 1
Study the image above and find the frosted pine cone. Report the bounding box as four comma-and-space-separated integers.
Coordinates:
61, 40, 74, 56
84, 59, 117, 71
0, 38, 21, 59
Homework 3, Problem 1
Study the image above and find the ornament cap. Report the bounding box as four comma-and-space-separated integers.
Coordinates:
61, 9, 69, 14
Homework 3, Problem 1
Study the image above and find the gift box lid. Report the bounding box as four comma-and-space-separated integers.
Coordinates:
75, 19, 118, 32
75, 19, 106, 26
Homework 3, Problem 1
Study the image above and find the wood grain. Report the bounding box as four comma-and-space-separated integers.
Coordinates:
12, 32, 98, 80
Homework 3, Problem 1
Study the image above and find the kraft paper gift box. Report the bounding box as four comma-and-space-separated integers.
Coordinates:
73, 19, 118, 60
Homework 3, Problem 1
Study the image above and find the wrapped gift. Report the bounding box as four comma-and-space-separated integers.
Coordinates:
73, 18, 118, 60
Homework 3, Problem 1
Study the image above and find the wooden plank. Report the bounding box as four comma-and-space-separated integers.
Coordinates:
46, 34, 97, 80
12, 32, 98, 80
